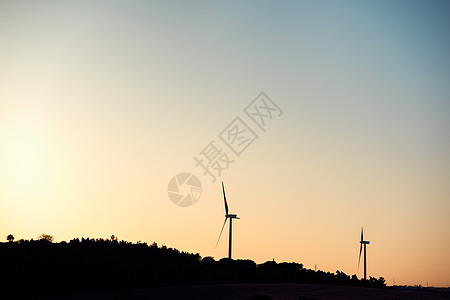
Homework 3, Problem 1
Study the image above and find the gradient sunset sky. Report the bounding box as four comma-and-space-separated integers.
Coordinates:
1, 0, 449, 287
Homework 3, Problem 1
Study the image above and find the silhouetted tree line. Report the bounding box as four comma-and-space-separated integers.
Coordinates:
1, 235, 385, 298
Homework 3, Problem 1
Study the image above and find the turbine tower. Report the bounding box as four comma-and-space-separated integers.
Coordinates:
216, 182, 239, 259
358, 227, 370, 280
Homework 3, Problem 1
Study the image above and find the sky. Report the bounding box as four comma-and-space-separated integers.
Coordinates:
1, 0, 449, 287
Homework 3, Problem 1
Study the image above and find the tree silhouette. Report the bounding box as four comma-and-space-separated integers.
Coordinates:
0, 236, 387, 298
110, 234, 118, 243
6, 234, 14, 242
38, 233, 54, 243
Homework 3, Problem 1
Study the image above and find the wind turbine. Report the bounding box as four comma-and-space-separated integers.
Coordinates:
358, 227, 370, 280
216, 182, 239, 259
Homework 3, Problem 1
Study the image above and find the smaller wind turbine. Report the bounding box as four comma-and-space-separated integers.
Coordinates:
216, 182, 239, 259
358, 227, 370, 280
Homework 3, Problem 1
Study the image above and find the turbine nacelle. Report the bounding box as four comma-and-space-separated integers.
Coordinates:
360, 241, 370, 244
226, 214, 239, 219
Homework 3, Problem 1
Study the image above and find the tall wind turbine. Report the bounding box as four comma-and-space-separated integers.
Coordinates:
358, 227, 370, 280
216, 182, 239, 259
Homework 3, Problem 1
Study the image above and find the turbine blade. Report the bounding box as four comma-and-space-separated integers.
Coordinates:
358, 243, 362, 270
222, 181, 229, 215
361, 227, 364, 242
215, 217, 228, 247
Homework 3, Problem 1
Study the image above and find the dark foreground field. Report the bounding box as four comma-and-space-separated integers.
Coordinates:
36, 284, 450, 300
